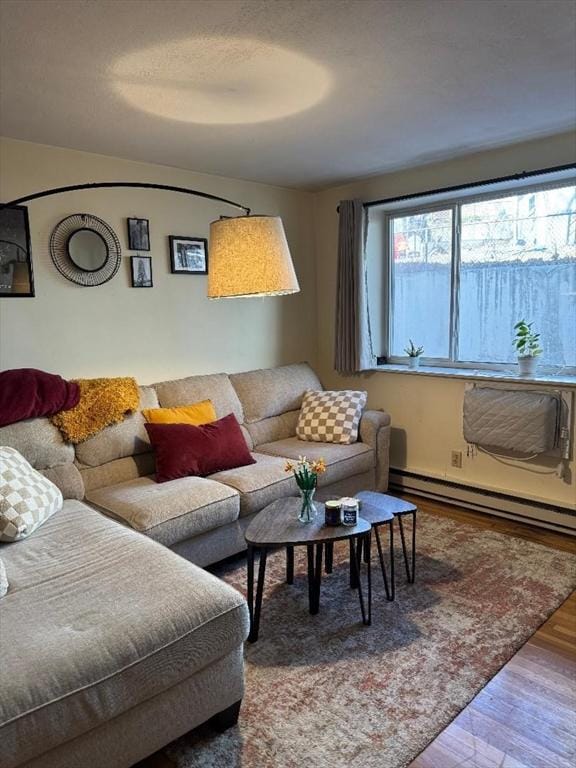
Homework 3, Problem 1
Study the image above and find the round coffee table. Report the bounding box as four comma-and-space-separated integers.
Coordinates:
245, 497, 372, 642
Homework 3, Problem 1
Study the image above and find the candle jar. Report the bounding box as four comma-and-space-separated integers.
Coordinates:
324, 500, 342, 526
341, 497, 359, 526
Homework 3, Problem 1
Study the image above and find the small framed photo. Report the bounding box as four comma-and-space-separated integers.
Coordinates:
130, 255, 153, 288
127, 218, 150, 251
169, 236, 208, 275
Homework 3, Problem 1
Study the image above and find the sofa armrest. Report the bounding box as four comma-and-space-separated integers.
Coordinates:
359, 409, 391, 491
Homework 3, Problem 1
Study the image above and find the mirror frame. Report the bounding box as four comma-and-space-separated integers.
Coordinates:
50, 213, 121, 287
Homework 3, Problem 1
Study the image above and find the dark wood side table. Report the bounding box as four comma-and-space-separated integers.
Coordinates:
244, 497, 372, 643
357, 491, 418, 593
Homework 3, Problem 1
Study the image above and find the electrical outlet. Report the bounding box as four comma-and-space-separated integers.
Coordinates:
451, 450, 463, 468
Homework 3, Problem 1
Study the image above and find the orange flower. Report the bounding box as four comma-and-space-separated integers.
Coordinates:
284, 461, 295, 473
311, 458, 327, 474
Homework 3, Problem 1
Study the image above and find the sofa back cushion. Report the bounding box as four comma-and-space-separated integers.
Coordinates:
230, 363, 322, 424
154, 373, 244, 422
74, 386, 158, 468
79, 454, 156, 492
245, 410, 300, 448
0, 418, 74, 469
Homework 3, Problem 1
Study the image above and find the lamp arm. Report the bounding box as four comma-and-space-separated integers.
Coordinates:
0, 182, 251, 215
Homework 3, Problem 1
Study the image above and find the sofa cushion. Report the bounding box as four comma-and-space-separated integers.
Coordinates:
209, 452, 298, 517
85, 475, 239, 546
79, 453, 156, 492
154, 373, 244, 422
246, 409, 300, 448
0, 447, 63, 542
230, 362, 321, 423
256, 436, 374, 487
0, 417, 74, 469
74, 386, 158, 467
40, 463, 84, 500
0, 500, 249, 768
145, 415, 255, 483
0, 556, 7, 597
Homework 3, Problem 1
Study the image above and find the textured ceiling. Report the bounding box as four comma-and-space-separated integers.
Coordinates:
0, 0, 575, 189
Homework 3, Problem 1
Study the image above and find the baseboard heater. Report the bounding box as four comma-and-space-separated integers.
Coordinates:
389, 469, 576, 535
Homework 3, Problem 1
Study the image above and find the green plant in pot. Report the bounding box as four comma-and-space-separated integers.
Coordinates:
514, 320, 542, 376
404, 339, 424, 369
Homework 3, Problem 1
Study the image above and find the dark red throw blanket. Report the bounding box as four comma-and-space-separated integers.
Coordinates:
0, 368, 80, 428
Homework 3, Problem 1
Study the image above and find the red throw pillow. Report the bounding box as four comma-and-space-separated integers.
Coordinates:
145, 413, 255, 483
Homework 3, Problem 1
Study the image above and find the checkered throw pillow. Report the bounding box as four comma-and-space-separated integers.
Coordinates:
296, 390, 367, 445
0, 446, 63, 542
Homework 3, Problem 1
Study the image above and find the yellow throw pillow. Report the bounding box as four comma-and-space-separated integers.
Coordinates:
142, 400, 217, 426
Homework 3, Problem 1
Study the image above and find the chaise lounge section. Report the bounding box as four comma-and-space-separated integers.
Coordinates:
0, 361, 391, 768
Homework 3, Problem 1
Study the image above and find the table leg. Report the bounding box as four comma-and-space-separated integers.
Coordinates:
363, 534, 370, 564
398, 512, 417, 584
398, 514, 411, 583
307, 544, 315, 611
310, 543, 323, 614
248, 548, 268, 643
350, 537, 368, 625
366, 531, 372, 626
390, 518, 395, 601
325, 541, 333, 574
286, 545, 294, 585
247, 545, 254, 624
349, 538, 358, 589
411, 511, 417, 584
374, 524, 393, 601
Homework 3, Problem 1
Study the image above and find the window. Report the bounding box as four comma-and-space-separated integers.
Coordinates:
382, 180, 576, 371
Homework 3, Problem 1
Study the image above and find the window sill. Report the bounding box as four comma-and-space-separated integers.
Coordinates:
372, 363, 576, 388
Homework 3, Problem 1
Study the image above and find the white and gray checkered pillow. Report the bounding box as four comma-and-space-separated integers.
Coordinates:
0, 446, 63, 542
296, 390, 367, 445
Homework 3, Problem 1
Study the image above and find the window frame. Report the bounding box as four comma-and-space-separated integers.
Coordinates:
381, 177, 576, 375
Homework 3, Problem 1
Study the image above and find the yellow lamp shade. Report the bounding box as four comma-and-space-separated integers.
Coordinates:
208, 215, 300, 298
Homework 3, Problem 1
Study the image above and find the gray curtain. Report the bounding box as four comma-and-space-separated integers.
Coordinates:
334, 199, 373, 374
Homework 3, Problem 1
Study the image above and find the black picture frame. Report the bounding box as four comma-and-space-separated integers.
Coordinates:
130, 255, 153, 288
0, 205, 35, 297
127, 218, 150, 251
169, 236, 208, 275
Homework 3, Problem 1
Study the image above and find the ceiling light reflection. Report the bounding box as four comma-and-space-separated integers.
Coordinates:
111, 37, 331, 125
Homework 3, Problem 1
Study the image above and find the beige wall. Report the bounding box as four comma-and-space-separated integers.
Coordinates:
313, 132, 576, 510
0, 138, 317, 382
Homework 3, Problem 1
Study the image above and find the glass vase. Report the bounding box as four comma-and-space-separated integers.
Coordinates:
298, 488, 317, 524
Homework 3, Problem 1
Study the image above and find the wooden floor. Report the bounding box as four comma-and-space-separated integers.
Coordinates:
410, 499, 576, 768
137, 499, 576, 768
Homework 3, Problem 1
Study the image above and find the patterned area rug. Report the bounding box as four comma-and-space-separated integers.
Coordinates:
168, 512, 576, 768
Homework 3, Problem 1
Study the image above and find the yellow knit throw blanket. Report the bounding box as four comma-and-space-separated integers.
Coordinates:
51, 377, 140, 444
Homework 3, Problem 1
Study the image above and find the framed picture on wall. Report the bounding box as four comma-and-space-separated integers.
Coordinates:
0, 205, 35, 297
127, 218, 150, 251
169, 236, 208, 275
130, 255, 153, 288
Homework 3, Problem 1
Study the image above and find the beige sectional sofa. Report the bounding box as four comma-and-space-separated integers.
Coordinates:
0, 362, 390, 768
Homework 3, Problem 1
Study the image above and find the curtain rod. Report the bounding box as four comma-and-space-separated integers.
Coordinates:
336, 163, 576, 212
0, 182, 251, 215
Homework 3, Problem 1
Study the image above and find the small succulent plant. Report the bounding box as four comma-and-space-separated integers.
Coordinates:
404, 339, 424, 358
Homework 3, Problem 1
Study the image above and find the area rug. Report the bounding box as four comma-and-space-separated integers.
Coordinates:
167, 512, 576, 768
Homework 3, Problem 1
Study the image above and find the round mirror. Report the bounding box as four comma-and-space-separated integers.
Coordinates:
67, 229, 108, 272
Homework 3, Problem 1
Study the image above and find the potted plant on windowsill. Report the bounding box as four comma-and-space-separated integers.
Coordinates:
404, 340, 424, 369
514, 320, 542, 376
